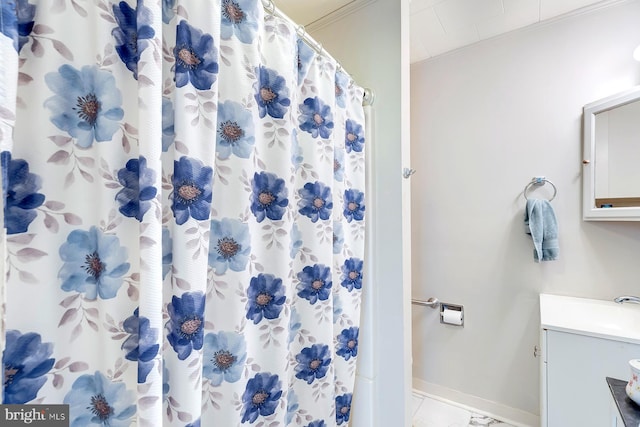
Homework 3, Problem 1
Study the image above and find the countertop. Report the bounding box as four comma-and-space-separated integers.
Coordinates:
607, 377, 640, 426
540, 294, 640, 345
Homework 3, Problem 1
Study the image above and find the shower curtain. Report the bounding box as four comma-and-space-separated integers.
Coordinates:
0, 1, 366, 426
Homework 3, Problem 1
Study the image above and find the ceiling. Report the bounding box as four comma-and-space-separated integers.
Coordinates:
274, 0, 626, 64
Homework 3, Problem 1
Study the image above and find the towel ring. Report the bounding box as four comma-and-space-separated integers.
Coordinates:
523, 177, 557, 201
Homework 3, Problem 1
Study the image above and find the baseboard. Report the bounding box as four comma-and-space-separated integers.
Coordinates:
412, 378, 540, 427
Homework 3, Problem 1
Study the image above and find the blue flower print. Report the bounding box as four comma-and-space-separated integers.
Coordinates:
336, 327, 359, 361
296, 37, 314, 83
44, 65, 124, 148
216, 100, 255, 159
1, 152, 45, 235
241, 372, 282, 423
221, 0, 259, 44
334, 148, 344, 182
174, 20, 219, 90
16, 0, 35, 52
341, 257, 363, 291
208, 218, 251, 274
298, 181, 333, 223
298, 97, 333, 139
202, 331, 247, 386
306, 421, 327, 427
291, 129, 303, 170
64, 371, 136, 427
162, 96, 175, 152
1, 0, 34, 52
343, 188, 365, 222
115, 156, 157, 221
332, 221, 344, 254
287, 307, 301, 347
121, 308, 159, 383
186, 420, 201, 427
112, 1, 155, 79
332, 293, 343, 323
335, 71, 349, 108
345, 119, 365, 153
294, 344, 331, 384
250, 171, 288, 222
285, 389, 299, 425
162, 226, 172, 280
2, 330, 54, 404
166, 291, 206, 360
161, 0, 175, 24
1, 1, 18, 50
245, 273, 286, 324
162, 359, 170, 401
289, 222, 302, 259
171, 156, 213, 225
335, 393, 352, 425
58, 226, 130, 300
254, 66, 291, 119
296, 264, 332, 304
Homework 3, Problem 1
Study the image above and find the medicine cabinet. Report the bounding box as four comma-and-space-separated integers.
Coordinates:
583, 86, 640, 221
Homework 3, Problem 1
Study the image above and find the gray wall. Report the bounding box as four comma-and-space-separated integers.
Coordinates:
410, 0, 640, 421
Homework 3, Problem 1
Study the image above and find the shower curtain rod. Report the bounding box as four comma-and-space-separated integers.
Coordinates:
261, 0, 374, 106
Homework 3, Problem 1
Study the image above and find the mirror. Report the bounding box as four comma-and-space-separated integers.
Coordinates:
583, 86, 640, 221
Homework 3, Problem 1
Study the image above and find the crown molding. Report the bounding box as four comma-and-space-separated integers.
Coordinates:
305, 0, 378, 32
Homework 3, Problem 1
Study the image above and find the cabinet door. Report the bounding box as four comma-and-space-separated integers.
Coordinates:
546, 330, 639, 427
609, 398, 622, 427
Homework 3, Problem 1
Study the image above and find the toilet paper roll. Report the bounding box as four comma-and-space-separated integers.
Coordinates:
442, 308, 463, 326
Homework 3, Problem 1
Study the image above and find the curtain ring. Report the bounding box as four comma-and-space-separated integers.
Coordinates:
296, 25, 306, 38
263, 0, 275, 15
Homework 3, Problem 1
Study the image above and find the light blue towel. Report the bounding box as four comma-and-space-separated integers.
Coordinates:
524, 199, 559, 262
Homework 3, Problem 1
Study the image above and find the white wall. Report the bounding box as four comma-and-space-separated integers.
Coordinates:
311, 0, 412, 426
410, 0, 640, 423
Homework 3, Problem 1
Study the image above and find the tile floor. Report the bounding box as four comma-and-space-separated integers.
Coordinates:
412, 391, 517, 427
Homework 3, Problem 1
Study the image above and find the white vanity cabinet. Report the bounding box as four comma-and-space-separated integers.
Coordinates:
542, 329, 639, 426
540, 294, 640, 427
609, 380, 626, 426
610, 396, 624, 427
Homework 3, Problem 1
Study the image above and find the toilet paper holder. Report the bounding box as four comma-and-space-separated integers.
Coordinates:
440, 303, 464, 327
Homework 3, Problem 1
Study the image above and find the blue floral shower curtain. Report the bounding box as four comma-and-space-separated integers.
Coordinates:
0, 0, 366, 426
